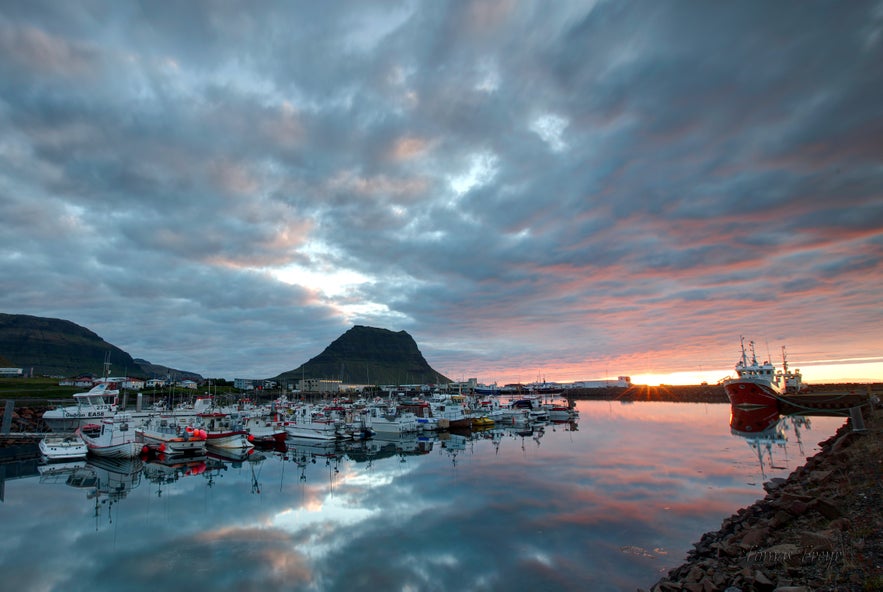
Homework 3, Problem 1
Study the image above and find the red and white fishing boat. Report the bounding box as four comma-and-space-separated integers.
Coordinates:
196, 412, 255, 450
136, 417, 208, 456
723, 338, 803, 408
76, 413, 142, 458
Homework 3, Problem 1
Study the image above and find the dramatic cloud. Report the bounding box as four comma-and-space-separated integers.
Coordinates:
1, 1, 881, 382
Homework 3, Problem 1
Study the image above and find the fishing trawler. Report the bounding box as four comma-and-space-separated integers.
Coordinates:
722, 337, 803, 407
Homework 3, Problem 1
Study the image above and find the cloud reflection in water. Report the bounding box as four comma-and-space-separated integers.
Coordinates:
0, 401, 845, 591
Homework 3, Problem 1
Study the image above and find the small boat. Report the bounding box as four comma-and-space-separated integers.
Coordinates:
197, 412, 255, 449
428, 395, 472, 429
136, 417, 207, 456
283, 408, 342, 440
722, 338, 803, 407
470, 415, 495, 428
39, 434, 88, 461
242, 417, 288, 446
365, 406, 420, 434
76, 414, 142, 458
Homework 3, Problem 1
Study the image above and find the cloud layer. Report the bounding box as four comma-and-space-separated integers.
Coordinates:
1, 1, 881, 381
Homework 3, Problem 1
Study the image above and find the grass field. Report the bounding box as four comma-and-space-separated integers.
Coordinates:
0, 377, 81, 400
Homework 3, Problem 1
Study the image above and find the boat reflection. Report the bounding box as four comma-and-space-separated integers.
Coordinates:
142, 454, 209, 496
29, 422, 577, 518
729, 404, 828, 482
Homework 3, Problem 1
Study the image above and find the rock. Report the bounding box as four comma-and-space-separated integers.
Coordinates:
769, 510, 794, 528
758, 543, 801, 563
809, 497, 842, 519
685, 565, 705, 583
754, 569, 775, 589
739, 525, 770, 548
763, 477, 787, 492
798, 529, 836, 551
807, 469, 833, 482
772, 587, 810, 592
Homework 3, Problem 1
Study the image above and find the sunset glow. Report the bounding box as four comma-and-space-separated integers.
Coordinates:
0, 3, 879, 382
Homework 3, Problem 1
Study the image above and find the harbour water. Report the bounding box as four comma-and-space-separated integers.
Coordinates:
0, 401, 845, 591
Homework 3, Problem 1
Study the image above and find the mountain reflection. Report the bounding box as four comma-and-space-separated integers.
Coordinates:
1, 402, 844, 592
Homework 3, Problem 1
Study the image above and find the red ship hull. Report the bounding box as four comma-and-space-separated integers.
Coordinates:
729, 404, 781, 435
724, 380, 780, 407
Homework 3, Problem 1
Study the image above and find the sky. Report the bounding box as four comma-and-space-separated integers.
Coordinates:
1, 1, 881, 386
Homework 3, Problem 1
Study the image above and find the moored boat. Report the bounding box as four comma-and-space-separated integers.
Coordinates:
197, 412, 255, 449
136, 417, 207, 456
364, 405, 420, 434
76, 413, 142, 458
722, 338, 803, 407
42, 382, 120, 432
283, 410, 341, 440
39, 434, 88, 461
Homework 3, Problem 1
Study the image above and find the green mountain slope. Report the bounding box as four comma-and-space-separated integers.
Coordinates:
0, 313, 202, 380
275, 325, 450, 386
0, 313, 139, 376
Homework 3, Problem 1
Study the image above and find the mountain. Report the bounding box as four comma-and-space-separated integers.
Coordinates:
133, 358, 203, 382
0, 313, 202, 380
0, 313, 139, 376
275, 325, 450, 386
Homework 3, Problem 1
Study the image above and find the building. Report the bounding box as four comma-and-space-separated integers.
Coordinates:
297, 378, 341, 393
571, 376, 631, 388
0, 368, 23, 377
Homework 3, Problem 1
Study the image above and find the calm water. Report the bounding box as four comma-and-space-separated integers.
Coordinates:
0, 401, 845, 592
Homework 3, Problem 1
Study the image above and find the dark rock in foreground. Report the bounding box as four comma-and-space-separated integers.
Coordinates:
641, 398, 883, 592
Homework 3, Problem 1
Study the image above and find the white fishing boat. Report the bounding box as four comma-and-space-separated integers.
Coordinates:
428, 395, 472, 429
39, 434, 88, 461
284, 416, 341, 440
365, 406, 420, 434
42, 382, 120, 432
282, 405, 343, 440
76, 413, 141, 458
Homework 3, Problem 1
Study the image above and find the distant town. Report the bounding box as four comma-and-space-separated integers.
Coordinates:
1, 366, 632, 395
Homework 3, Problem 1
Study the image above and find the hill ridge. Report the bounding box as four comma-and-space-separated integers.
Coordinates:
275, 325, 450, 386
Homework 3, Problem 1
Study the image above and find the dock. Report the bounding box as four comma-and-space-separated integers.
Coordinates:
777, 384, 881, 416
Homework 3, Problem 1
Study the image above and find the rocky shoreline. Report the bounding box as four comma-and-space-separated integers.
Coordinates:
642, 398, 883, 592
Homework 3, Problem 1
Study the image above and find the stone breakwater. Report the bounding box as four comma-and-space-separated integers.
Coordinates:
643, 400, 883, 592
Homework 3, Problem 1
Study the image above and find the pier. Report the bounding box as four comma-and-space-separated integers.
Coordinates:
777, 384, 882, 415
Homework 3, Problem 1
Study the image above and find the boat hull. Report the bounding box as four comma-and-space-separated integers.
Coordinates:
284, 422, 339, 440
82, 439, 142, 459
724, 380, 780, 407
39, 436, 88, 461
137, 431, 207, 455
76, 417, 142, 459
205, 431, 254, 449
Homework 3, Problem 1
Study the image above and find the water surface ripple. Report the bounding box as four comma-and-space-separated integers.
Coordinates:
0, 401, 844, 591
